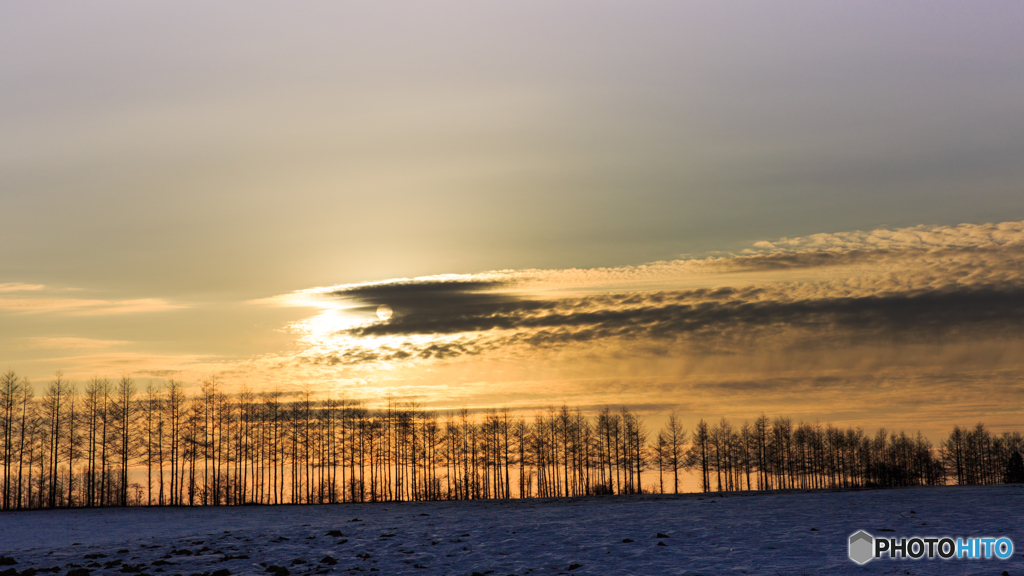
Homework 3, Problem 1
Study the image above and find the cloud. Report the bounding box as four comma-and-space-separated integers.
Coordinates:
0, 297, 183, 315
274, 219, 1024, 368
134, 369, 184, 377
26, 337, 130, 349
252, 273, 519, 308
307, 286, 1024, 366
327, 276, 519, 315
746, 220, 1024, 254
265, 219, 1024, 310
0, 283, 46, 292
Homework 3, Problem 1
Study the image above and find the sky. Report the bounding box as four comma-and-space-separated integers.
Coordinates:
1, 1, 1023, 438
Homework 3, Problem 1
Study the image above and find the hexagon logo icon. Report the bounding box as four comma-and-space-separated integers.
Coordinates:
849, 530, 874, 564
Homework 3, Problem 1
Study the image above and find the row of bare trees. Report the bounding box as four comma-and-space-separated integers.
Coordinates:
677, 419, 1023, 493
941, 423, 1024, 486
0, 370, 652, 508
1, 369, 1021, 509
1, 370, 139, 509
680, 416, 949, 493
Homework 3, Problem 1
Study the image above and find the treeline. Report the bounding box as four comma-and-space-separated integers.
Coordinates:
0, 369, 1022, 511
680, 416, 950, 492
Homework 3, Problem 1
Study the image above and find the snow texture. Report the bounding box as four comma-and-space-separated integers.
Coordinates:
2, 484, 1023, 575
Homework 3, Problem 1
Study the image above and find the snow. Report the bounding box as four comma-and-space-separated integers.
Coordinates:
2, 484, 1023, 575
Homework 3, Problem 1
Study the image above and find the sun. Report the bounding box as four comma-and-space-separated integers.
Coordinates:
376, 304, 393, 321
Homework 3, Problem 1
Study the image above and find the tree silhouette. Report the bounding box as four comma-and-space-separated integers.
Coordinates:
1004, 451, 1024, 484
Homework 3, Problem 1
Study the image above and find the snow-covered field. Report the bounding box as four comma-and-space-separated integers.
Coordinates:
2, 485, 1023, 576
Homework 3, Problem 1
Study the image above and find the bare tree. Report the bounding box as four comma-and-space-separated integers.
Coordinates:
1, 369, 21, 510
114, 375, 137, 506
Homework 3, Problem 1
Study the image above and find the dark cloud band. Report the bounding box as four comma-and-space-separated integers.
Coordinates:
311, 284, 1024, 367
